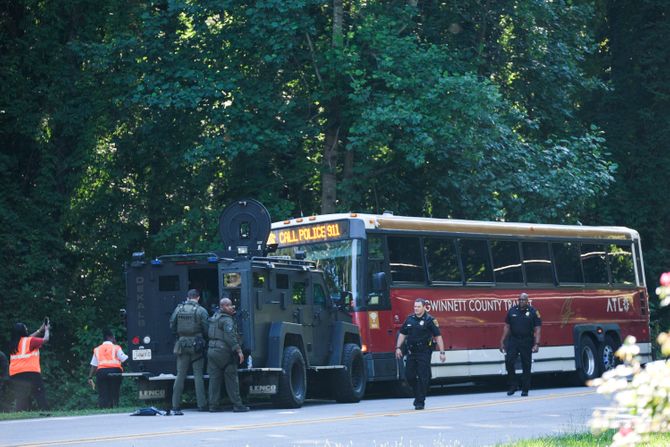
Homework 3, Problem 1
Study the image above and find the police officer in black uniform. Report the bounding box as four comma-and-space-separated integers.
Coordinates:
395, 299, 446, 410
500, 293, 542, 396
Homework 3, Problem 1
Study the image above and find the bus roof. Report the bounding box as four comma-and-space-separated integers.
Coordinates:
271, 213, 639, 241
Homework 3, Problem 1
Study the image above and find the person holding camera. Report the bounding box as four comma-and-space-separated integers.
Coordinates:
168, 289, 209, 415
88, 328, 128, 408
9, 319, 50, 411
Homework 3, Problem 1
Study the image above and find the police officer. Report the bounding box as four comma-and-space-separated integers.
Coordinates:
207, 296, 249, 412
395, 299, 446, 410
500, 293, 542, 396
169, 289, 209, 415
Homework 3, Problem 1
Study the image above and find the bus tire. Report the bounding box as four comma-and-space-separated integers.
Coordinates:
272, 346, 306, 408
334, 343, 367, 403
598, 334, 621, 374
575, 336, 599, 384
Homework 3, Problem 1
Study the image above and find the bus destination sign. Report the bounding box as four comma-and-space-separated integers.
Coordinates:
269, 221, 349, 247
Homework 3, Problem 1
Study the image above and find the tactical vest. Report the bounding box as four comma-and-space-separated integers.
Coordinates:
208, 313, 226, 341
176, 302, 200, 336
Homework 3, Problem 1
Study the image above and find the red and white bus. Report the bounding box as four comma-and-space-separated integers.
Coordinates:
269, 213, 652, 386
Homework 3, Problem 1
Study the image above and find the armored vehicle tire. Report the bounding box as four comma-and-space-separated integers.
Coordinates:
575, 336, 599, 385
334, 343, 367, 403
272, 346, 307, 408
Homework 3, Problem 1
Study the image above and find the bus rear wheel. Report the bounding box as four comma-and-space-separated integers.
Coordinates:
272, 346, 306, 408
599, 334, 621, 374
575, 337, 599, 384
334, 343, 367, 403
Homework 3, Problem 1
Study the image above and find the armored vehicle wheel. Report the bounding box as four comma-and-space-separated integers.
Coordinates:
272, 346, 307, 408
334, 343, 367, 403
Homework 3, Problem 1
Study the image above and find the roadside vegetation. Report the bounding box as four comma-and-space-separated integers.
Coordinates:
501, 431, 670, 446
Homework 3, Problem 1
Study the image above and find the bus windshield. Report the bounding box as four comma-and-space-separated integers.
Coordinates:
275, 239, 360, 304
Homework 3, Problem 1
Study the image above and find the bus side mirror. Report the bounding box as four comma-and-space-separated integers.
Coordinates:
372, 272, 387, 292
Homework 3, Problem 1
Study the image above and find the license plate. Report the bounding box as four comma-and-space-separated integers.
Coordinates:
132, 349, 152, 361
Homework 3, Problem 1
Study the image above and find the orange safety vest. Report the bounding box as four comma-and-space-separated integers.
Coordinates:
94, 343, 123, 370
9, 337, 41, 376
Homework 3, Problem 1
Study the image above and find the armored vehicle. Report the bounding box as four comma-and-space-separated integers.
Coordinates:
124, 200, 366, 407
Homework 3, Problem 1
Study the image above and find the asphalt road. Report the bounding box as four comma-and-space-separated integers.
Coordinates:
0, 384, 609, 447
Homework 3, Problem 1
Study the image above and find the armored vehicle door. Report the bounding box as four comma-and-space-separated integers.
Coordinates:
308, 273, 333, 365
126, 259, 189, 375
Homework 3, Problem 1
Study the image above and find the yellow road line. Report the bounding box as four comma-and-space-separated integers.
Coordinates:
5, 390, 596, 447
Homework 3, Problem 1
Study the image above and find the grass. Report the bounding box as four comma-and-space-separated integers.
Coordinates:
500, 430, 670, 446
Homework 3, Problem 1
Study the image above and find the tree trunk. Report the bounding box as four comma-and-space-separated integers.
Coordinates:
321, 0, 344, 214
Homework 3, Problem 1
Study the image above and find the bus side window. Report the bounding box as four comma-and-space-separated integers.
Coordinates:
581, 244, 609, 284
460, 239, 493, 284
424, 237, 462, 283
387, 236, 425, 283
553, 242, 584, 284
522, 242, 554, 284
490, 240, 523, 284
608, 243, 635, 285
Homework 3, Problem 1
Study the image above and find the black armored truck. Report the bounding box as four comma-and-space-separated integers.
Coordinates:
124, 200, 366, 408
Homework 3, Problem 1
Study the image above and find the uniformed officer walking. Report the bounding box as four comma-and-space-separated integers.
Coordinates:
207, 296, 249, 412
500, 293, 542, 396
395, 299, 446, 410
169, 289, 209, 414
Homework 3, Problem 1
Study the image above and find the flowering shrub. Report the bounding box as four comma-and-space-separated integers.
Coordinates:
590, 272, 670, 446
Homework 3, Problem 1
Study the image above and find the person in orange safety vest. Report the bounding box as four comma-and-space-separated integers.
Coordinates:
88, 329, 128, 408
9, 320, 50, 411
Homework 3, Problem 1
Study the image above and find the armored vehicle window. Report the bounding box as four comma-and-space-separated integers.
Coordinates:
224, 272, 241, 288
424, 237, 462, 283
313, 283, 326, 306
276, 274, 289, 289
253, 272, 267, 288
159, 275, 180, 291
581, 244, 609, 284
292, 282, 306, 305
553, 242, 583, 284
522, 242, 554, 284
490, 240, 523, 284
608, 244, 635, 285
388, 236, 425, 283
460, 239, 493, 284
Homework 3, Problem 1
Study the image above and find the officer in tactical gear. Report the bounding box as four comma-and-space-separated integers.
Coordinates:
395, 299, 446, 410
168, 289, 209, 415
207, 296, 249, 412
